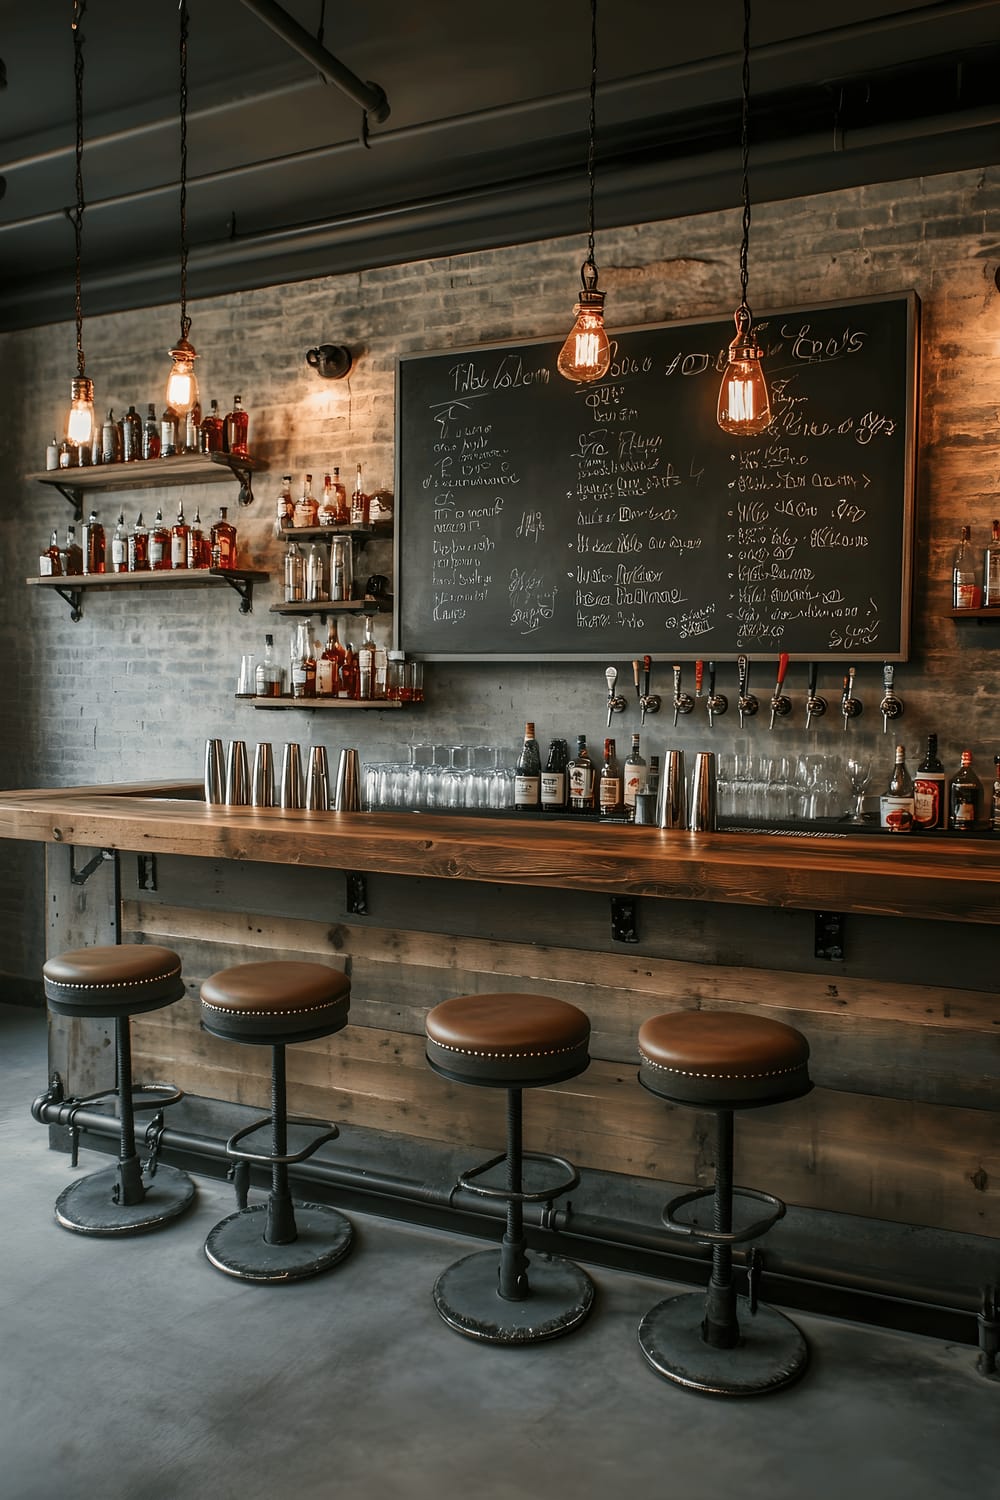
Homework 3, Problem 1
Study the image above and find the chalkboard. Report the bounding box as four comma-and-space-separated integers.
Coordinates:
395, 292, 918, 661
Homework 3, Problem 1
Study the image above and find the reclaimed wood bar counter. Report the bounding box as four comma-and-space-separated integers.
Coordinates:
1, 781, 997, 1288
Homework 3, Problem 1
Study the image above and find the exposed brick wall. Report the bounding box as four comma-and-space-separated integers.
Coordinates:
1, 164, 998, 986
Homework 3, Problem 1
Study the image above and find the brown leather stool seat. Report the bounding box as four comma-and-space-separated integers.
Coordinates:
38, 944, 195, 1235
200, 961, 353, 1282
424, 992, 595, 1344
636, 1009, 813, 1397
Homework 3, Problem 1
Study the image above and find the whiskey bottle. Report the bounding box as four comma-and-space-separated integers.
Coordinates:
149, 508, 170, 571
127, 513, 149, 573
39, 530, 62, 576
121, 404, 143, 462
272, 475, 294, 538
623, 732, 648, 821
949, 750, 982, 832
350, 463, 370, 526
567, 734, 595, 812
142, 403, 161, 460
224, 394, 249, 456
210, 506, 238, 569
598, 737, 623, 818
199, 399, 224, 453
111, 512, 128, 574
254, 633, 284, 697
160, 403, 179, 458
952, 525, 978, 609
513, 721, 541, 810
332, 465, 350, 524
316, 616, 347, 698
879, 743, 914, 833
290, 620, 316, 699
82, 510, 106, 575
984, 519, 1000, 606
186, 508, 207, 569
913, 734, 946, 830
293, 474, 318, 528
62, 523, 83, 576
541, 738, 569, 810
170, 503, 189, 570
340, 641, 359, 700
317, 474, 338, 527
101, 409, 122, 465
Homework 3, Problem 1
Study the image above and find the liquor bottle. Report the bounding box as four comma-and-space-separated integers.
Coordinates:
992, 756, 1000, 833
58, 439, 75, 469
199, 399, 224, 453
62, 523, 83, 576
210, 506, 237, 569
224, 394, 249, 456
356, 615, 377, 699
101, 409, 122, 465
316, 616, 347, 698
148, 508, 170, 571
949, 750, 982, 832
254, 633, 284, 697
350, 462, 370, 526
183, 403, 201, 454
283, 540, 304, 602
143, 403, 161, 460
110, 511, 128, 574
186, 507, 207, 569
272, 475, 294, 538
170, 503, 189, 569
340, 641, 359, 700
45, 434, 60, 471
647, 755, 661, 803
160, 403, 179, 458
879, 743, 914, 833
38, 530, 62, 576
984, 520, 1000, 606
331, 465, 350, 524
304, 541, 327, 601
599, 738, 624, 818
82, 510, 106, 575
567, 734, 595, 812
90, 424, 102, 467
913, 734, 946, 831
373, 631, 388, 700
293, 473, 318, 528
317, 474, 338, 526
127, 513, 149, 573
290, 620, 316, 699
121, 404, 143, 462
540, 738, 569, 811
952, 525, 978, 609
623, 732, 648, 820
514, 722, 541, 810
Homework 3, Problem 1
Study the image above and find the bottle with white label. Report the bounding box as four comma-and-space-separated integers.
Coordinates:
541, 739, 568, 811
623, 732, 647, 820
913, 734, 946, 830
514, 722, 541, 810
599, 737, 623, 818
879, 743, 914, 832
567, 735, 595, 813
111, 511, 128, 573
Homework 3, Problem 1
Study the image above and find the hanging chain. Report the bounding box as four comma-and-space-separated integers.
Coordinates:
584, 0, 599, 279
178, 0, 190, 341
71, 0, 87, 377
738, 0, 752, 314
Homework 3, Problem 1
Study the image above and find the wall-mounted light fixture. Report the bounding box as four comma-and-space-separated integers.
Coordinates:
65, 1, 94, 451
306, 344, 353, 380
557, 0, 610, 385
164, 1, 199, 419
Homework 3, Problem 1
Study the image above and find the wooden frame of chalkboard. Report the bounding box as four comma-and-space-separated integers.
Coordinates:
394, 290, 919, 662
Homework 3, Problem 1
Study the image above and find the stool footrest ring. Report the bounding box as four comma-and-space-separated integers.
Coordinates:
226, 1114, 339, 1167
458, 1149, 580, 1204
663, 1184, 785, 1245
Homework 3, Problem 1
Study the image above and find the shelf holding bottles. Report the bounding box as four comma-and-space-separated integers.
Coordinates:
26, 568, 268, 622
247, 696, 408, 711
26, 452, 257, 518
269, 598, 393, 619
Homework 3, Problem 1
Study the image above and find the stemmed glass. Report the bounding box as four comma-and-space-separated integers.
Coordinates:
844, 757, 873, 823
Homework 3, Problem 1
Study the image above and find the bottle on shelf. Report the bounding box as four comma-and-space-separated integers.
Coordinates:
340, 639, 359, 700
913, 733, 946, 831
304, 541, 327, 602
210, 506, 238, 569
514, 721, 541, 810
224, 394, 249, 456
62, 523, 84, 576
331, 465, 350, 524
952, 525, 980, 609
183, 402, 201, 454
316, 616, 347, 698
45, 434, 60, 471
254, 633, 284, 697
385, 649, 406, 701
283, 540, 304, 602
567, 734, 595, 812
57, 439, 75, 469
121, 404, 143, 462
127, 513, 149, 573
647, 755, 661, 804
39, 529, 62, 576
273, 475, 294, 538
111, 511, 128, 574
329, 537, 353, 601
90, 424, 102, 467
294, 473, 318, 528
317, 474, 338, 527
356, 616, 377, 699
598, 737, 623, 818
186, 507, 208, 569
142, 403, 161, 460
290, 620, 316, 699
199, 399, 224, 453
101, 409, 122, 465
81, 510, 106, 576
992, 756, 1000, 832
373, 629, 388, 700
169, 503, 189, 570
160, 403, 179, 458
949, 749, 982, 832
541, 738, 569, 811
148, 508, 170, 571
879, 743, 914, 833
984, 520, 1000, 606
350, 463, 370, 526
623, 732, 648, 821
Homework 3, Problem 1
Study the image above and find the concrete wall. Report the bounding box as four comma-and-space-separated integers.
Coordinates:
1, 164, 999, 990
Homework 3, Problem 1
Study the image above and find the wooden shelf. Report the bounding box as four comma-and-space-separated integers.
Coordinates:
949, 607, 1000, 622
26, 567, 269, 621
269, 598, 392, 617
27, 451, 258, 514
277, 522, 391, 540
246, 695, 408, 710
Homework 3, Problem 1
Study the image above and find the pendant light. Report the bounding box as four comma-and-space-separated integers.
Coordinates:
717, 0, 771, 435
557, 0, 610, 384
65, 0, 94, 450
164, 0, 199, 418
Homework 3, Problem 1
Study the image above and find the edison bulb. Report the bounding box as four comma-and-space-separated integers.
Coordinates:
717, 307, 771, 435
165, 337, 199, 417
557, 292, 611, 384
66, 376, 95, 447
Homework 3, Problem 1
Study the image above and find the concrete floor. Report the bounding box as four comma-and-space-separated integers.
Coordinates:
1, 1002, 996, 1500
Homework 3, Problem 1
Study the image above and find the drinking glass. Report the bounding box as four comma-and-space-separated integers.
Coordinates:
845, 757, 873, 822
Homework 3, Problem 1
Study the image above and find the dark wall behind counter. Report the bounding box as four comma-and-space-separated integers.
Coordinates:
0, 165, 998, 990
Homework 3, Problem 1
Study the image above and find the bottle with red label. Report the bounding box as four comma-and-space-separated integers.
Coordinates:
913, 734, 946, 830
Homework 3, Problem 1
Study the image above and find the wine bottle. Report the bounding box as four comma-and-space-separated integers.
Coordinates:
913, 734, 946, 831
567, 734, 595, 813
949, 750, 982, 832
623, 732, 647, 821
879, 743, 914, 833
541, 738, 569, 811
514, 722, 541, 811
598, 737, 623, 818
952, 525, 978, 609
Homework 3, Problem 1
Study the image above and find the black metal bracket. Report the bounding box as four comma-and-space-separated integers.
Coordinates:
49, 481, 84, 519
611, 895, 639, 943
137, 853, 158, 891
52, 583, 84, 621
227, 459, 254, 508
70, 846, 116, 886
346, 871, 368, 915
215, 570, 256, 613
815, 911, 845, 962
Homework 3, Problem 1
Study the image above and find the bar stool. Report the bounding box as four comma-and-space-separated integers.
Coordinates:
200, 960, 353, 1283
424, 992, 595, 1344
41, 944, 196, 1235
637, 1009, 813, 1396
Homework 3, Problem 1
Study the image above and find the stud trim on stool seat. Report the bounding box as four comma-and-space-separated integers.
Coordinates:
638, 1055, 805, 1082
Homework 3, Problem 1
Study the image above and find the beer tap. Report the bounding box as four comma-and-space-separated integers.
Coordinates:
706, 660, 728, 728
605, 666, 627, 727
737, 654, 759, 729
768, 652, 792, 730
672, 664, 694, 726
637, 654, 660, 726
879, 663, 903, 734
805, 662, 828, 730
841, 665, 862, 731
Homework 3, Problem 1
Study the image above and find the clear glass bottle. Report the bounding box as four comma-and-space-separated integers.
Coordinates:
304, 541, 327, 601
350, 462, 370, 526
170, 502, 189, 570
913, 733, 946, 831
160, 402, 179, 458
949, 750, 982, 832
952, 525, 978, 609
329, 537, 353, 601
45, 434, 60, 471
121, 404, 143, 462
513, 721, 541, 810
567, 734, 595, 812
290, 620, 316, 699
316, 616, 347, 698
199, 399, 224, 453
294, 473, 318, 528
254, 633, 284, 697
148, 508, 170, 571
210, 506, 237, 569
541, 738, 568, 810
984, 519, 1000, 606
224, 394, 249, 456
82, 510, 106, 575
356, 615, 377, 699
183, 402, 201, 454
273, 475, 294, 538
283, 540, 304, 602
111, 511, 128, 574
127, 513, 148, 573
39, 529, 62, 576
101, 409, 122, 465
143, 403, 161, 460
623, 732, 648, 821
598, 737, 623, 818
879, 743, 914, 833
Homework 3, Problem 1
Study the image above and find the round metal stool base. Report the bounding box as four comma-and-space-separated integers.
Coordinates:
638, 1293, 808, 1396
433, 1249, 595, 1344
54, 1162, 196, 1236
204, 1202, 353, 1283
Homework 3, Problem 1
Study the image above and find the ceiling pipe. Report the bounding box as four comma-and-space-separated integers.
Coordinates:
237, 0, 390, 124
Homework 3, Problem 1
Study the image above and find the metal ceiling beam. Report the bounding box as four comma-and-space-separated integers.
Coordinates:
237, 0, 390, 124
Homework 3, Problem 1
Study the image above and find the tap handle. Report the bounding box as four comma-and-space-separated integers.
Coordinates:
738, 654, 748, 700
694, 660, 704, 697
673, 664, 682, 700
882, 662, 894, 693
643, 654, 652, 699
774, 652, 789, 693
632, 658, 641, 699
808, 661, 818, 699
708, 660, 717, 697
606, 666, 618, 697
